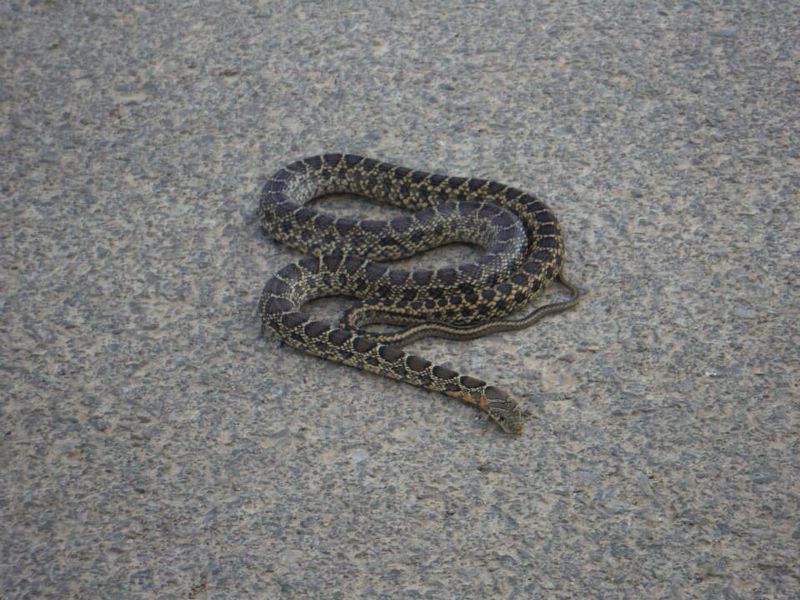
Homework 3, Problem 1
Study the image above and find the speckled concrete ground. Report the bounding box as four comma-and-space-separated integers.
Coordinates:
2, 1, 798, 598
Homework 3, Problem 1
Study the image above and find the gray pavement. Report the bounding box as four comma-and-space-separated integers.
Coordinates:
2, 1, 798, 598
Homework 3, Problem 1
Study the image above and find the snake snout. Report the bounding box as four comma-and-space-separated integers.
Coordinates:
483, 386, 524, 435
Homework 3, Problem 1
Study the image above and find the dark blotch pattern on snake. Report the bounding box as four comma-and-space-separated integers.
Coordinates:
258, 153, 580, 434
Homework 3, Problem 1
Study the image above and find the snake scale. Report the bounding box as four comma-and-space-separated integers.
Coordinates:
258, 153, 579, 434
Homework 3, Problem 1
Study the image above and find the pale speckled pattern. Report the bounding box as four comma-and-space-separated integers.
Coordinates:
1, 1, 798, 598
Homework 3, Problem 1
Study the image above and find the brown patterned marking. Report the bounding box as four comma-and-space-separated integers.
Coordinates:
432, 365, 458, 380
522, 260, 542, 274
361, 157, 378, 170
344, 255, 364, 274
304, 320, 329, 338
298, 255, 319, 273
458, 263, 481, 281
468, 178, 487, 191
406, 356, 432, 372
448, 176, 467, 188
361, 219, 383, 234
304, 156, 322, 169
315, 214, 334, 228
262, 278, 289, 296
492, 212, 516, 228
436, 267, 458, 286
379, 345, 404, 361
323, 253, 343, 272
460, 375, 485, 388
323, 153, 342, 165
527, 200, 547, 213
364, 263, 388, 280
328, 329, 351, 346
335, 217, 357, 235
344, 154, 362, 167
390, 216, 414, 232
271, 201, 293, 217
262, 169, 292, 188
478, 203, 502, 218
295, 207, 315, 223
511, 273, 528, 286
353, 336, 378, 353
414, 207, 436, 225
538, 224, 559, 236
532, 248, 551, 261
401, 288, 417, 302
262, 296, 293, 314
389, 270, 409, 286
281, 312, 305, 328
412, 269, 433, 285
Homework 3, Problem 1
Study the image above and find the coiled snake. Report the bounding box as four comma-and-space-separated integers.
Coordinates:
258, 154, 580, 434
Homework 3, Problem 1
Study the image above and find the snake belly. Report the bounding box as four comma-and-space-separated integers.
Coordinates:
258, 153, 572, 434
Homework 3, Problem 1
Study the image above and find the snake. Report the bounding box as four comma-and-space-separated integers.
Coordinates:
258, 153, 580, 434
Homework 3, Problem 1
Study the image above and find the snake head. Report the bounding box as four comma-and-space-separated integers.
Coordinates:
483, 386, 523, 435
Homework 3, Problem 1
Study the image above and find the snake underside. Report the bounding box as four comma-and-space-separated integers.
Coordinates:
258, 153, 579, 434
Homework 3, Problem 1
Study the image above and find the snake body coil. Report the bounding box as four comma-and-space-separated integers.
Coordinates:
258, 153, 579, 434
